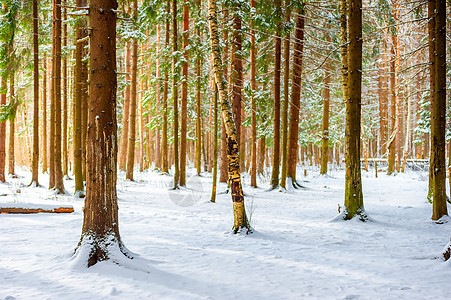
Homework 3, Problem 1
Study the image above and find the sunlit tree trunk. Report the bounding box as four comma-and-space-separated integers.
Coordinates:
74, 0, 87, 194
320, 37, 331, 175
172, 0, 180, 188
343, 0, 365, 220
162, 0, 170, 174
155, 25, 162, 170
31, 0, 39, 185
51, 0, 64, 193
431, 0, 448, 221
180, 0, 189, 186
219, 7, 229, 183
427, 0, 436, 201
126, 0, 138, 181
250, 0, 257, 188
42, 54, 48, 173
8, 73, 15, 176
208, 0, 251, 233
76, 0, 130, 267
211, 84, 218, 202
287, 7, 304, 187
270, 0, 282, 189
62, 4, 68, 176
119, 45, 131, 171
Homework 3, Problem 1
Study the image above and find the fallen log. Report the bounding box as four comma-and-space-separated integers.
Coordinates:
0, 204, 74, 214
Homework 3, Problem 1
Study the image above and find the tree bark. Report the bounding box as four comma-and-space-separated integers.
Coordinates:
76, 0, 129, 267
42, 54, 48, 173
219, 8, 229, 183
208, 0, 251, 233
250, 0, 257, 188
155, 25, 162, 170
211, 84, 218, 202
320, 24, 331, 175
431, 0, 448, 221
32, 0, 39, 185
119, 44, 131, 171
162, 0, 170, 174
287, 7, 304, 186
62, 5, 68, 176
343, 0, 365, 220
0, 77, 5, 183
126, 0, 138, 181
270, 0, 282, 189
427, 0, 436, 201
172, 0, 179, 188
8, 74, 15, 176
180, 0, 189, 186
74, 0, 88, 194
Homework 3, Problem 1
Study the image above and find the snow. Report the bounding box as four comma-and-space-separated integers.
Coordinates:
1, 166, 451, 299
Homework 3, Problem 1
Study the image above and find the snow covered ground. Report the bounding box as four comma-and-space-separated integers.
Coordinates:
1, 165, 451, 299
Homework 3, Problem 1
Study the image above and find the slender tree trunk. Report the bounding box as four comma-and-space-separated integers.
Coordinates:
126, 0, 138, 181
119, 45, 131, 171
343, 0, 365, 220
280, 0, 290, 187
211, 84, 218, 202
219, 8, 229, 183
74, 0, 87, 194
320, 25, 331, 175
196, 18, 202, 176
62, 5, 68, 176
42, 54, 48, 173
76, 0, 129, 267
231, 8, 243, 174
8, 74, 15, 176
138, 46, 145, 172
208, 0, 251, 233
250, 0, 257, 188
431, 0, 448, 221
172, 0, 180, 188
32, 0, 39, 185
428, 0, 436, 201
180, 0, 189, 186
162, 0, 170, 174
270, 0, 282, 189
0, 77, 5, 183
401, 82, 411, 173
156, 25, 162, 170
287, 7, 304, 186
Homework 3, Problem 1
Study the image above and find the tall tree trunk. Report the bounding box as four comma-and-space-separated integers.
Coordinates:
320, 39, 331, 175
286, 7, 304, 187
208, 0, 251, 233
280, 0, 290, 188
231, 8, 243, 174
427, 0, 436, 201
196, 14, 202, 176
211, 84, 218, 202
119, 45, 131, 171
250, 0, 257, 188
138, 45, 145, 172
42, 54, 48, 173
76, 0, 129, 267
0, 77, 5, 183
387, 5, 399, 175
172, 0, 180, 188
162, 0, 170, 174
156, 25, 162, 170
180, 0, 189, 186
32, 0, 39, 185
8, 73, 15, 176
431, 0, 448, 221
126, 0, 138, 181
219, 8, 229, 183
74, 0, 87, 194
62, 4, 68, 176
401, 81, 411, 172
343, 0, 365, 220
270, 0, 282, 189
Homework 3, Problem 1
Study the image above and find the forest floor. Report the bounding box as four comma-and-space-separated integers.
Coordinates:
1, 164, 451, 299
